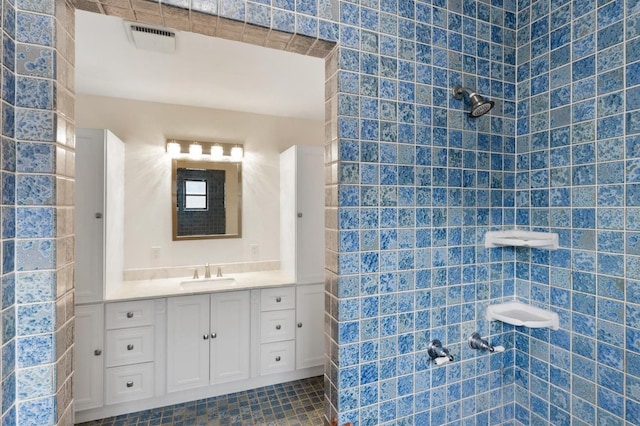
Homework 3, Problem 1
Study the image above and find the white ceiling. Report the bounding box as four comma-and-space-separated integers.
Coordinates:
75, 10, 325, 121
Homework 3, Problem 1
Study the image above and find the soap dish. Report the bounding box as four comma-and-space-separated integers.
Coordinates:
485, 230, 559, 250
486, 301, 559, 330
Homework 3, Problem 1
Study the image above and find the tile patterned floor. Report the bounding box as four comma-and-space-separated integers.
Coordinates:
76, 376, 325, 426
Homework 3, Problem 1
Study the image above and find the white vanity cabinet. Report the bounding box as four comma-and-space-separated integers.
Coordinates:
295, 283, 325, 369
75, 128, 125, 303
75, 285, 323, 423
74, 304, 105, 411
259, 287, 296, 375
280, 145, 325, 284
167, 291, 250, 393
104, 300, 157, 405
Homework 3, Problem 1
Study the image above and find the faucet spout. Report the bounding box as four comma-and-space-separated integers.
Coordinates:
204, 263, 211, 279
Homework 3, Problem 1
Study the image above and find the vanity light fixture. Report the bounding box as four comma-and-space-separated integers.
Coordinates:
211, 144, 224, 160
166, 139, 244, 162
189, 142, 203, 159
230, 146, 244, 162
166, 140, 181, 157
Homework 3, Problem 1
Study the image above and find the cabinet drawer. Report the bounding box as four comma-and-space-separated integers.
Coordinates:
260, 341, 295, 375
260, 287, 295, 311
260, 310, 295, 343
105, 363, 154, 405
105, 326, 154, 367
106, 300, 155, 329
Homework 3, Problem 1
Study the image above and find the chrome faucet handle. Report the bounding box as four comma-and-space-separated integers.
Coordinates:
216, 266, 223, 277
469, 332, 494, 352
193, 268, 199, 279
427, 339, 454, 362
204, 263, 211, 279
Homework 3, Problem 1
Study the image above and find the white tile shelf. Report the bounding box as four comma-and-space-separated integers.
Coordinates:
484, 230, 559, 250
486, 301, 559, 330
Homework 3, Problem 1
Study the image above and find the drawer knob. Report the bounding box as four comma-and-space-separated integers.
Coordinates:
127, 344, 134, 351
94, 349, 102, 356
297, 323, 303, 328
275, 356, 281, 362
275, 324, 281, 330
126, 381, 134, 388
203, 334, 209, 340
276, 297, 282, 302
126, 312, 134, 319
211, 332, 217, 339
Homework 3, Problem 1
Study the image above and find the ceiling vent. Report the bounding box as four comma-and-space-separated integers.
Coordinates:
125, 22, 176, 54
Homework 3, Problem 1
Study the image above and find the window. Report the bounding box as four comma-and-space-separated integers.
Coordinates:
184, 180, 207, 210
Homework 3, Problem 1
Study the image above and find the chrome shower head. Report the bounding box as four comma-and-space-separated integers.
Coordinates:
452, 85, 495, 117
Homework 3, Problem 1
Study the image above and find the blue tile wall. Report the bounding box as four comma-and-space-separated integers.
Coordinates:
1, 0, 18, 422
1, 0, 75, 424
515, 0, 640, 424
4, 0, 633, 424
323, 0, 519, 423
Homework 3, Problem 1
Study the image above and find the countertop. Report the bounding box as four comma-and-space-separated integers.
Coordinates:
105, 270, 297, 302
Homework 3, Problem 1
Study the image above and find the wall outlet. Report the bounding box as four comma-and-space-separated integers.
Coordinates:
151, 246, 161, 260
250, 244, 259, 260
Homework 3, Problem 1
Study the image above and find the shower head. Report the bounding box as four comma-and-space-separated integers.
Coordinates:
452, 85, 495, 117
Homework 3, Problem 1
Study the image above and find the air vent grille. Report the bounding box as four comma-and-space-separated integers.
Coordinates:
130, 25, 175, 39
125, 22, 176, 53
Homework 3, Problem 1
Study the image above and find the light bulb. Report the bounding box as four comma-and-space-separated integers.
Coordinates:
211, 145, 224, 160
189, 142, 202, 159
166, 141, 181, 157
230, 146, 243, 161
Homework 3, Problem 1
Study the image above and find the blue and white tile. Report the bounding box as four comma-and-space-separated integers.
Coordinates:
16, 12, 53, 47
14, 109, 54, 142
16, 334, 53, 368
16, 396, 55, 425
15, 207, 54, 238
16, 365, 54, 400
15, 239, 55, 271
16, 303, 53, 336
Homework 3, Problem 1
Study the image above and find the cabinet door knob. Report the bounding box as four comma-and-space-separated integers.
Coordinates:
127, 344, 134, 351
275, 356, 281, 362
275, 324, 281, 330
126, 312, 134, 319
297, 323, 303, 328
95, 212, 103, 219
203, 334, 209, 340
211, 332, 217, 339
94, 349, 102, 356
297, 213, 303, 218
126, 381, 134, 388
276, 297, 282, 303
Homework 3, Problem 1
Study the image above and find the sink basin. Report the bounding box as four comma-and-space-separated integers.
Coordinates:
180, 277, 237, 291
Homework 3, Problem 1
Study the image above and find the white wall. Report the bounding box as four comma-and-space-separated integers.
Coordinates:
76, 94, 324, 270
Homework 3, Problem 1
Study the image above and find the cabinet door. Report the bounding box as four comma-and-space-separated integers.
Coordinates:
75, 129, 106, 303
74, 304, 104, 411
167, 295, 210, 392
210, 291, 250, 384
295, 146, 324, 284
295, 284, 325, 369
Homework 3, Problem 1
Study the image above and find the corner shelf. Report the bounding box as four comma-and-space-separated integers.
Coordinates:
486, 301, 559, 330
484, 230, 559, 250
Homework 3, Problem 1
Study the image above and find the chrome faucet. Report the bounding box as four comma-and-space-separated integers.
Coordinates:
193, 268, 199, 279
204, 263, 211, 279
216, 266, 223, 277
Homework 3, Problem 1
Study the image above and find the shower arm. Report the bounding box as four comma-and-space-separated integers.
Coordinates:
452, 85, 476, 100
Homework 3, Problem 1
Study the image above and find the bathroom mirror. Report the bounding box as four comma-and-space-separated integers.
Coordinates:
172, 158, 242, 240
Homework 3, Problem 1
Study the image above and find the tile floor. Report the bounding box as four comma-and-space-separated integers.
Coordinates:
76, 376, 325, 426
